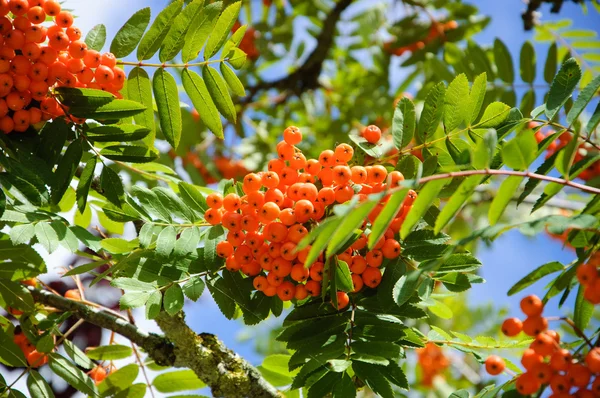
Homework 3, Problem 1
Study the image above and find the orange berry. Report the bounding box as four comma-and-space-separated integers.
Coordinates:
576, 263, 598, 286
243, 173, 262, 193
234, 245, 253, 265
520, 294, 544, 317
567, 364, 591, 388
206, 193, 223, 209
306, 159, 322, 175
585, 347, 600, 373
501, 317, 523, 337
550, 374, 571, 394
521, 348, 544, 370
531, 362, 553, 384
516, 372, 541, 395
367, 165, 388, 184
101, 52, 117, 68
223, 193, 241, 212
362, 267, 382, 288
90, 366, 107, 384
318, 150, 336, 167
10, 0, 29, 16
42, 0, 61, 16
276, 141, 295, 161
305, 280, 321, 296
276, 281, 296, 301
294, 284, 308, 300
351, 274, 363, 293
205, 208, 222, 225
381, 239, 401, 259
290, 263, 309, 282
283, 126, 302, 145
260, 202, 280, 223
350, 255, 368, 274
522, 316, 548, 336
309, 262, 324, 281
362, 125, 381, 143
333, 291, 349, 310
531, 331, 558, 357
54, 10, 73, 27
484, 355, 505, 375
263, 284, 277, 297
241, 260, 261, 277
550, 349, 572, 371
64, 289, 81, 300
26, 350, 47, 368
216, 240, 234, 258
261, 171, 280, 188
265, 222, 287, 243
334, 143, 353, 163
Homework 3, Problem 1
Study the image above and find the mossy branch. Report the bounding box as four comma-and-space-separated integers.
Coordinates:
30, 288, 279, 398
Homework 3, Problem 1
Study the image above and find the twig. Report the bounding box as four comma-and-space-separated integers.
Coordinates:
563, 317, 594, 349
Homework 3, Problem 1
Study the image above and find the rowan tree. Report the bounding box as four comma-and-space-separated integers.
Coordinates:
0, 0, 599, 397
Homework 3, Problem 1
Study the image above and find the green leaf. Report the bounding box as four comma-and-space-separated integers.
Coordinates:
153, 370, 206, 393
182, 2, 222, 62
203, 66, 236, 123
100, 166, 124, 207
586, 102, 600, 134
159, 0, 205, 62
335, 260, 354, 292
0, 329, 27, 367
494, 39, 514, 83
435, 175, 483, 234
164, 284, 184, 315
301, 217, 339, 267
97, 364, 139, 396
507, 261, 564, 295
220, 62, 245, 97
100, 145, 158, 163
52, 140, 83, 205
520, 41, 536, 83
85, 24, 106, 51
0, 189, 4, 219
227, 47, 247, 69
555, 132, 580, 178
69, 99, 147, 120
76, 157, 97, 213
417, 82, 446, 143
348, 134, 383, 158
544, 42, 558, 84
443, 74, 469, 132
153, 68, 182, 149
119, 291, 151, 309
111, 277, 156, 292
183, 276, 205, 302
27, 371, 55, 398
9, 224, 36, 246
400, 180, 446, 239
545, 58, 582, 120
477, 102, 511, 128
392, 97, 415, 150
127, 67, 156, 146
137, 0, 183, 60
49, 353, 98, 397
574, 283, 593, 330
181, 69, 223, 138
63, 340, 94, 370
204, 1, 242, 59
502, 130, 537, 170
368, 189, 408, 249
353, 362, 394, 398
567, 74, 600, 124
327, 200, 379, 256
207, 276, 235, 319
488, 176, 522, 225
111, 8, 151, 58
178, 182, 209, 213
156, 226, 177, 257
472, 129, 497, 169
35, 222, 59, 254
145, 290, 162, 320
54, 87, 114, 107
466, 73, 487, 126
87, 124, 151, 143
86, 345, 133, 361
174, 227, 201, 256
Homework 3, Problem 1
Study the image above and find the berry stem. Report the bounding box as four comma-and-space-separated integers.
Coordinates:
562, 317, 594, 349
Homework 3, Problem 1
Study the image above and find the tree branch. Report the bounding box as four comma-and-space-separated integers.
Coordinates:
417, 169, 600, 195
155, 311, 280, 398
29, 288, 279, 398
246, 0, 353, 97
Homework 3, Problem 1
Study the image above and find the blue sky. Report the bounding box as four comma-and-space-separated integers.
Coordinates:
37, 0, 600, 393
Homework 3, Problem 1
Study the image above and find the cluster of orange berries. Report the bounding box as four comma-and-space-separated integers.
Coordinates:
206, 126, 415, 309
417, 342, 450, 387
12, 331, 48, 367
576, 252, 600, 305
534, 127, 600, 182
484, 294, 600, 397
89, 365, 107, 385
383, 20, 458, 56
0, 0, 124, 134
